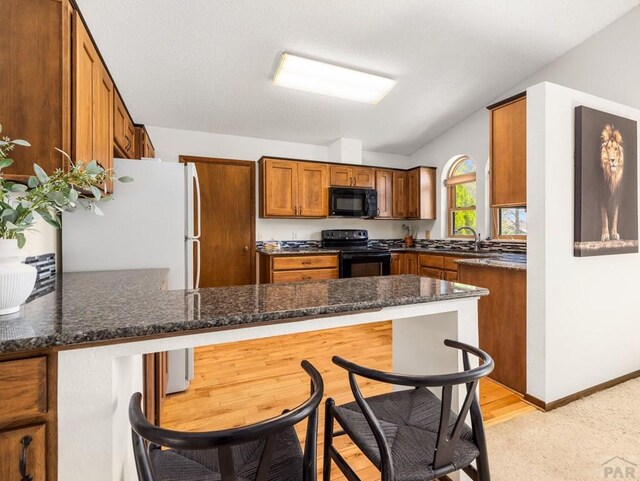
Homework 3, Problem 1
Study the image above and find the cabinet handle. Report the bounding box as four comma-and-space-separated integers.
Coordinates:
20, 435, 33, 481
301, 260, 312, 265
302, 276, 311, 281
299, 206, 302, 215
125, 135, 131, 151
243, 245, 249, 252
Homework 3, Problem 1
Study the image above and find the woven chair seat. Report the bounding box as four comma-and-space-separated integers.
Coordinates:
333, 388, 480, 481
149, 426, 303, 481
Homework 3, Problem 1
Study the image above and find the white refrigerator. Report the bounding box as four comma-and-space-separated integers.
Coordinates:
62, 158, 201, 393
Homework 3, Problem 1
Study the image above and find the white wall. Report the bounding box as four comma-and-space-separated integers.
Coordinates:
146, 126, 431, 240
409, 6, 640, 239
527, 82, 640, 403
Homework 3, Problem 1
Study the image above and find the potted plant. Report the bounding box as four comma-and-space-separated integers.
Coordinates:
0, 125, 131, 314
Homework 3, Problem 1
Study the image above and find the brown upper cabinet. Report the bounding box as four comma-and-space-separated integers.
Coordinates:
0, 0, 73, 180
489, 93, 527, 207
113, 91, 135, 159
135, 125, 156, 158
392, 171, 408, 218
375, 169, 393, 218
73, 12, 114, 191
260, 158, 328, 218
260, 157, 436, 220
0, 0, 153, 183
330, 165, 375, 188
406, 167, 437, 219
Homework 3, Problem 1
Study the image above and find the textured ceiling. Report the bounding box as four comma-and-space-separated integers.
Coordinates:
76, 0, 639, 155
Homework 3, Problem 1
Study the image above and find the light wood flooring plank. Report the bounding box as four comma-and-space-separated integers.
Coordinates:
162, 321, 536, 479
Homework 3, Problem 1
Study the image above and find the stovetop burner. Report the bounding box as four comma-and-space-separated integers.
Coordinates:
321, 229, 390, 254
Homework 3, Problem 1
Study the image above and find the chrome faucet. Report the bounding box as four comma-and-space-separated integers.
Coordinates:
454, 227, 482, 251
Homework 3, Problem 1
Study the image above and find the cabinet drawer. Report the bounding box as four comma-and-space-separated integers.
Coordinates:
444, 270, 458, 282
272, 268, 338, 283
0, 357, 47, 427
0, 423, 46, 481
419, 267, 443, 279
272, 255, 338, 271
419, 254, 444, 269
443, 257, 462, 271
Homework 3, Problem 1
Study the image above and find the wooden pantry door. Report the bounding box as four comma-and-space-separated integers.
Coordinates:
181, 156, 256, 287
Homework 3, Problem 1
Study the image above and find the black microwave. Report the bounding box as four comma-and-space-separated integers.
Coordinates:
329, 187, 377, 218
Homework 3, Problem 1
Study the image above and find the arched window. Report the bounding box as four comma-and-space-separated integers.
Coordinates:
445, 157, 476, 237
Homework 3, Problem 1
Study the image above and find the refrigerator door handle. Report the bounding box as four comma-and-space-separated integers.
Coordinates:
193, 165, 202, 240
193, 238, 201, 289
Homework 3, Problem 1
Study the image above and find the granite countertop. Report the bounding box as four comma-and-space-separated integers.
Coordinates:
257, 247, 340, 255
455, 253, 527, 271
389, 247, 499, 258
392, 248, 527, 270
0, 270, 488, 354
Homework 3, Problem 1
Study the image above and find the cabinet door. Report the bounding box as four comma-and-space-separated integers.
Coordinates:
392, 171, 407, 218
422, 167, 437, 219
444, 270, 458, 282
407, 168, 420, 218
0, 0, 70, 179
419, 266, 442, 279
94, 61, 114, 182
330, 165, 352, 186
73, 14, 113, 190
353, 167, 375, 188
73, 13, 98, 170
0, 424, 46, 481
262, 159, 298, 217
391, 253, 402, 275
375, 169, 393, 218
403, 253, 418, 275
125, 120, 136, 158
113, 91, 127, 154
298, 162, 328, 217
490, 96, 526, 207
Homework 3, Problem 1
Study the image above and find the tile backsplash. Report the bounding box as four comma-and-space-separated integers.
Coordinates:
257, 238, 526, 254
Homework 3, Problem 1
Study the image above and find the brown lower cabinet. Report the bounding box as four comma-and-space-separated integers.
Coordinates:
458, 264, 526, 394
391, 252, 418, 274
0, 353, 56, 481
0, 424, 46, 481
259, 253, 339, 283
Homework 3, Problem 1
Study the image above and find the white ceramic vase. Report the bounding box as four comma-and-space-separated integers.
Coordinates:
0, 239, 37, 315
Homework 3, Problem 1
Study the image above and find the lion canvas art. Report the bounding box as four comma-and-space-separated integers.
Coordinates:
575, 106, 638, 257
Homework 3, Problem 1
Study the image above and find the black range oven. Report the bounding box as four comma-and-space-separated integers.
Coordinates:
322, 229, 391, 278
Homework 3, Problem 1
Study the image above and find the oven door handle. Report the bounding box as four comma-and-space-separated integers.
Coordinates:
341, 253, 391, 261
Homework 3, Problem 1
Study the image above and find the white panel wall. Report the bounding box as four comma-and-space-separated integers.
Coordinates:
146, 126, 431, 241
527, 83, 640, 403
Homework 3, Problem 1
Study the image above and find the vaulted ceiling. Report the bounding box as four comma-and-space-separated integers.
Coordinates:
76, 0, 639, 154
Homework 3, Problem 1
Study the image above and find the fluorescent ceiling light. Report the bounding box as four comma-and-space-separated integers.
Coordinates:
273, 53, 396, 104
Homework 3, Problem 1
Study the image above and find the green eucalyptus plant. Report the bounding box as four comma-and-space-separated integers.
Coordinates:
0, 124, 132, 248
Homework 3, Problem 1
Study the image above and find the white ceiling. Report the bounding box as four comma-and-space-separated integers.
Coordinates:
77, 0, 639, 155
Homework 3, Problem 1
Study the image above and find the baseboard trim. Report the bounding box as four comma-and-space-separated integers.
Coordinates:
525, 369, 640, 411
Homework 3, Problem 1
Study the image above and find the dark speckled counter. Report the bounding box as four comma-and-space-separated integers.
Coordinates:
0, 269, 488, 354
256, 247, 340, 255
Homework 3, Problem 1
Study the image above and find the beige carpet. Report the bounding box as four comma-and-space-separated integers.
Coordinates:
486, 378, 640, 481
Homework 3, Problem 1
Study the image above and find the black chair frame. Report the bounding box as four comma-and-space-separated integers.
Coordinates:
323, 339, 494, 481
130, 360, 324, 481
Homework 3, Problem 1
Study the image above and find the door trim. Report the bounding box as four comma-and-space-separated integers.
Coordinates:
179, 156, 256, 285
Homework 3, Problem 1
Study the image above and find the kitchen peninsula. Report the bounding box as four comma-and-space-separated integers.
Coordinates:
0, 269, 487, 481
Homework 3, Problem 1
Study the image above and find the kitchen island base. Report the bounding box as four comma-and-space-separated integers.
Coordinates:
57, 298, 480, 481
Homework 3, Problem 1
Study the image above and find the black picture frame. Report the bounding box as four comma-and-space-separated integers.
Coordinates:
574, 106, 638, 257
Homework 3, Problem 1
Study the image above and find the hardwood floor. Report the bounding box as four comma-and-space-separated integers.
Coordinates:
162, 321, 536, 479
